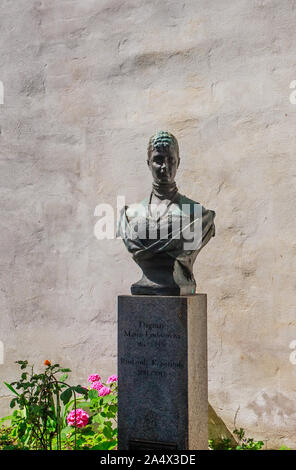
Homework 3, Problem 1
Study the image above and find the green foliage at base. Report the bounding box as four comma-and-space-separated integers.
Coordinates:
209, 427, 264, 450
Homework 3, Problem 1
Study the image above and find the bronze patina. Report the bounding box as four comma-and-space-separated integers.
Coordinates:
118, 131, 216, 295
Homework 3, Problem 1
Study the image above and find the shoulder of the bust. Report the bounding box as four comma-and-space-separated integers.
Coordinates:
178, 194, 216, 218
178, 193, 202, 211
178, 193, 200, 206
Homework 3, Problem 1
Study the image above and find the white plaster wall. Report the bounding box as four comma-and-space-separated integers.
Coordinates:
0, 0, 296, 448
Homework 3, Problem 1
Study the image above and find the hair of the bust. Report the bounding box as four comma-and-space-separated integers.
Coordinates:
147, 131, 180, 162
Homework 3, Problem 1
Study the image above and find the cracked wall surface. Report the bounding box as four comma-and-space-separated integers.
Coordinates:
0, 0, 296, 448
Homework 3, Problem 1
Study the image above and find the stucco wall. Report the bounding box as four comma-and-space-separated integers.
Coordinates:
0, 0, 296, 448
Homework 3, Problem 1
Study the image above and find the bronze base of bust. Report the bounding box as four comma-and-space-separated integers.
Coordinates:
131, 283, 196, 296
130, 255, 196, 296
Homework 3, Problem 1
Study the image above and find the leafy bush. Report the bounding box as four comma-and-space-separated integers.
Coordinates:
1, 360, 117, 450
209, 427, 264, 450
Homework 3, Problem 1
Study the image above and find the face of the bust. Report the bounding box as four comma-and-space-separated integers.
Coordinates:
148, 146, 179, 184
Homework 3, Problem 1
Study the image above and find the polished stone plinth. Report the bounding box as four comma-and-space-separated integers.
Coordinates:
117, 295, 208, 450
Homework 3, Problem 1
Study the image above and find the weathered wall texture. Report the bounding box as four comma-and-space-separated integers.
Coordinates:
0, 0, 296, 448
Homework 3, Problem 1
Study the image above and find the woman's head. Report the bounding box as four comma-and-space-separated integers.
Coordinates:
147, 131, 180, 183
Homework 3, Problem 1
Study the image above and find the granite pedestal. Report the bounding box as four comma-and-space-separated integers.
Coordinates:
117, 295, 208, 450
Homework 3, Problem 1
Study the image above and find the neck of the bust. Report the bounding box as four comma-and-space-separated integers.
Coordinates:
152, 180, 178, 200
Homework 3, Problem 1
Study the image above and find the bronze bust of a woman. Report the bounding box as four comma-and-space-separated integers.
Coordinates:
118, 131, 216, 295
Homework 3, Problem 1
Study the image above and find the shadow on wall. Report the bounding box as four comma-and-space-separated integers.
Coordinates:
208, 403, 237, 446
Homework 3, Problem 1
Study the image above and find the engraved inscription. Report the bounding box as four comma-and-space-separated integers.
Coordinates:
120, 319, 184, 378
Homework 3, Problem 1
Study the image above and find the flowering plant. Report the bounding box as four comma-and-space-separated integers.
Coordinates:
88, 374, 101, 383
61, 372, 118, 450
2, 360, 88, 450
2, 361, 117, 450
67, 409, 89, 428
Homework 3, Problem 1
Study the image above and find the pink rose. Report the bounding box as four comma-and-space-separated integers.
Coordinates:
91, 380, 104, 391
107, 375, 118, 384
88, 374, 101, 383
99, 386, 111, 397
67, 408, 89, 428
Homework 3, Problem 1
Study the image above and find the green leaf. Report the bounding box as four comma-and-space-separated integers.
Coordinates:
76, 437, 87, 447
0, 414, 13, 423
60, 388, 73, 405
16, 360, 28, 370
92, 439, 117, 450
59, 374, 68, 382
61, 426, 73, 437
88, 389, 98, 400
74, 401, 91, 408
10, 398, 17, 408
80, 427, 95, 436
4, 382, 20, 396
74, 385, 88, 395
101, 395, 113, 405
102, 426, 113, 440
92, 414, 105, 425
